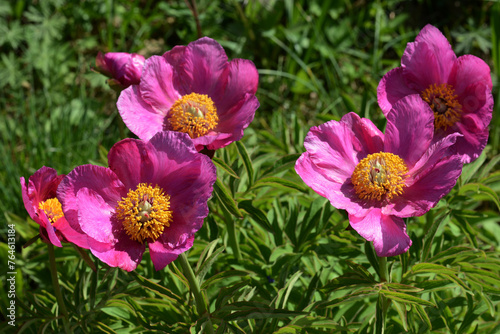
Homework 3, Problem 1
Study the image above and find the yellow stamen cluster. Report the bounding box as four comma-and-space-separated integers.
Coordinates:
169, 92, 218, 138
115, 183, 173, 244
421, 83, 462, 130
38, 198, 64, 224
351, 152, 408, 202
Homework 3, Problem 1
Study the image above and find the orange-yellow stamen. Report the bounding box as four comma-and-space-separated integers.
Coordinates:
38, 198, 64, 224
169, 92, 218, 138
115, 183, 173, 244
421, 83, 462, 130
351, 152, 408, 202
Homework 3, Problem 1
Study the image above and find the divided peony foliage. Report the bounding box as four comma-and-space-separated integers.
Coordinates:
117, 37, 260, 151
57, 131, 217, 271
20, 167, 89, 248
295, 95, 463, 257
94, 51, 146, 90
377, 24, 493, 163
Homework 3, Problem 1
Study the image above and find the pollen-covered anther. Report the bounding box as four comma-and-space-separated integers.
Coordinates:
351, 152, 408, 202
421, 83, 462, 130
169, 92, 218, 138
38, 198, 64, 224
115, 183, 173, 243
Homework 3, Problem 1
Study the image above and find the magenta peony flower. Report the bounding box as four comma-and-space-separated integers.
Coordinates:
20, 167, 88, 248
117, 37, 259, 151
57, 131, 217, 271
377, 24, 493, 163
94, 51, 145, 89
295, 95, 463, 257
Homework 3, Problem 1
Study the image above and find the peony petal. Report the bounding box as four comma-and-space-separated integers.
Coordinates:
302, 119, 360, 184
349, 209, 411, 257
295, 152, 370, 217
44, 219, 63, 247
89, 236, 145, 272
453, 121, 490, 163
377, 67, 418, 115
58, 164, 125, 235
449, 54, 492, 98
53, 217, 89, 248
384, 95, 434, 169
390, 154, 462, 217
166, 37, 229, 96
401, 24, 456, 90
139, 56, 181, 112
341, 112, 385, 155
211, 58, 259, 113
149, 235, 194, 271
117, 85, 166, 141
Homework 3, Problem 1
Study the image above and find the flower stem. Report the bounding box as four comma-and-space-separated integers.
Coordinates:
226, 217, 242, 261
178, 252, 214, 334
47, 244, 71, 334
378, 256, 388, 282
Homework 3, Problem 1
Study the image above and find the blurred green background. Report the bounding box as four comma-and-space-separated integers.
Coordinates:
1, 0, 499, 333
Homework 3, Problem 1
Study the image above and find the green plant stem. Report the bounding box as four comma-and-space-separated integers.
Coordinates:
47, 244, 71, 334
178, 252, 214, 334
226, 217, 242, 261
378, 256, 388, 282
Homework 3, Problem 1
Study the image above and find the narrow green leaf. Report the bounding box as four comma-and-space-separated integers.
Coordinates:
421, 213, 450, 261
460, 152, 487, 185
275, 271, 302, 309
195, 238, 221, 273
200, 270, 249, 290
213, 178, 243, 218
252, 176, 308, 192
408, 263, 457, 276
212, 156, 240, 179
458, 183, 500, 211
375, 293, 385, 334
130, 272, 182, 303
235, 140, 254, 188
379, 290, 435, 307
262, 153, 301, 176
428, 246, 478, 264
238, 200, 274, 232
196, 246, 225, 283
384, 283, 423, 293
291, 316, 353, 331
413, 304, 432, 331
392, 300, 408, 331
364, 241, 380, 278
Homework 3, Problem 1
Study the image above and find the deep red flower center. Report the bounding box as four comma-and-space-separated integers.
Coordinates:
169, 93, 218, 138
351, 152, 408, 202
115, 183, 173, 243
38, 198, 64, 224
421, 83, 462, 131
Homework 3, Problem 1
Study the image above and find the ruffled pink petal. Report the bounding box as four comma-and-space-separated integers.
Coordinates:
53, 217, 89, 248
117, 85, 166, 141
449, 54, 492, 98
384, 95, 434, 169
44, 217, 62, 247
457, 82, 493, 128
207, 94, 259, 150
139, 56, 181, 113
454, 120, 490, 163
89, 236, 145, 272
377, 67, 418, 115
20, 176, 37, 222
167, 37, 229, 96
349, 209, 411, 257
57, 164, 125, 235
391, 154, 462, 217
302, 119, 360, 184
211, 58, 259, 113
295, 152, 369, 217
108, 138, 158, 190
340, 112, 385, 155
401, 25, 456, 90
149, 234, 194, 271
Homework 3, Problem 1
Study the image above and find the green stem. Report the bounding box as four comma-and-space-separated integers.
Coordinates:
378, 256, 388, 282
178, 252, 214, 334
226, 216, 242, 261
47, 244, 71, 334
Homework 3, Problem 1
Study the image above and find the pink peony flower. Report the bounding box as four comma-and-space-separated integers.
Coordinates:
94, 51, 145, 89
377, 24, 493, 163
295, 95, 463, 257
20, 167, 89, 248
57, 131, 217, 271
117, 37, 259, 151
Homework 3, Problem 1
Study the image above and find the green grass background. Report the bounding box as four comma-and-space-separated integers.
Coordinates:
1, 0, 499, 333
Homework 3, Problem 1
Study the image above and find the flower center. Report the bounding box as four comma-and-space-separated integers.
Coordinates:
115, 183, 173, 244
169, 93, 218, 138
421, 83, 462, 131
351, 152, 408, 202
38, 198, 64, 224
